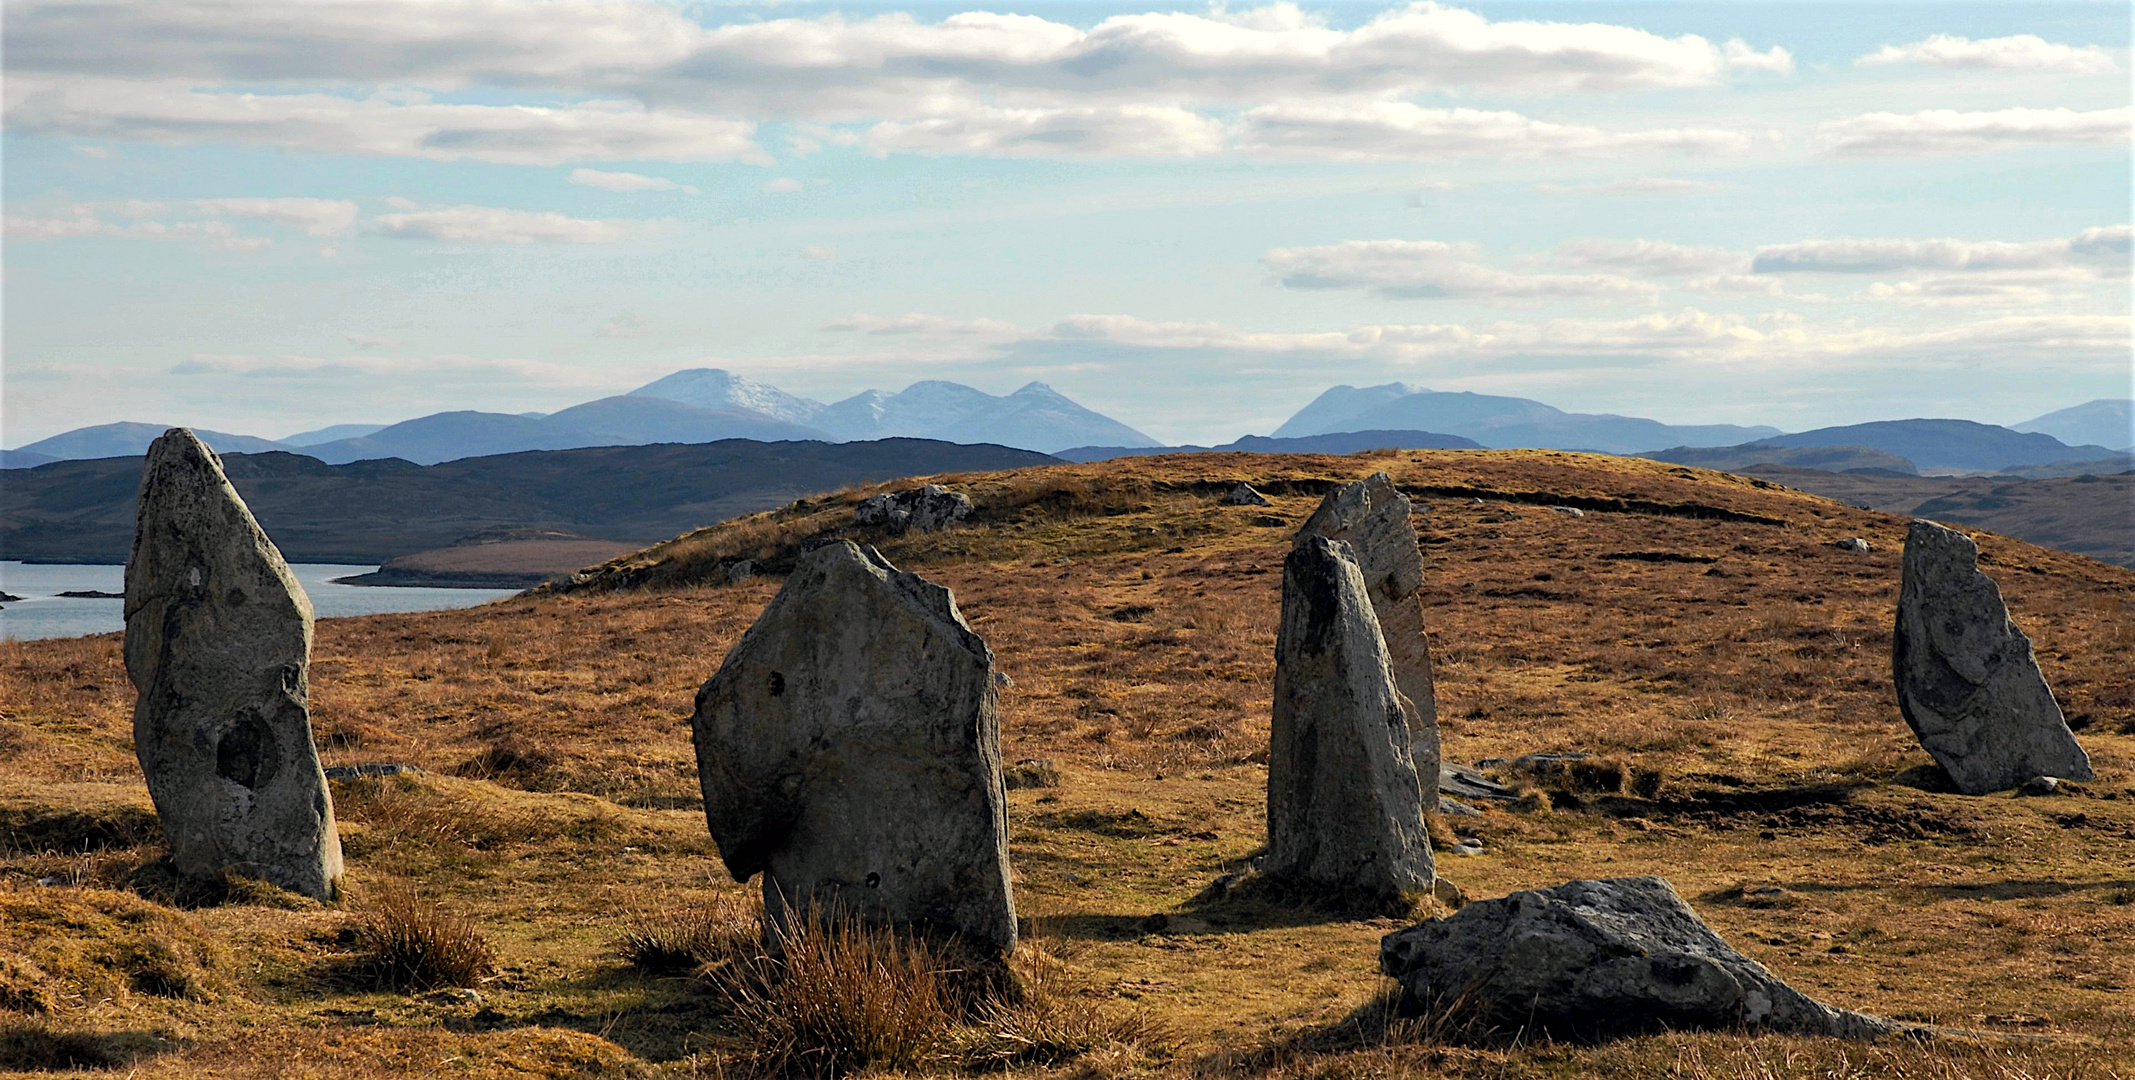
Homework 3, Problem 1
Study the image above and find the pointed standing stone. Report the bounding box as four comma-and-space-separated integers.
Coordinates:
1296, 473, 1441, 803
1264, 535, 1433, 904
1894, 519, 2092, 794
124, 429, 343, 901
691, 540, 1016, 955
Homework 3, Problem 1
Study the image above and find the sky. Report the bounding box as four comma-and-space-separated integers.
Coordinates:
3, 0, 2130, 447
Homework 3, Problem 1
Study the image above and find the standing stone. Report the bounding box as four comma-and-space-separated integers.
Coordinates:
123, 429, 343, 901
1296, 472, 1441, 803
1264, 535, 1433, 904
1379, 877, 1896, 1039
1895, 519, 2092, 794
691, 540, 1016, 955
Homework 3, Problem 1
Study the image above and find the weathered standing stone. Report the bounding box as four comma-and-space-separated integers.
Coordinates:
853, 484, 974, 534
123, 429, 343, 901
1895, 519, 2092, 794
1380, 877, 1896, 1039
1263, 535, 1433, 903
1295, 472, 1440, 802
691, 540, 1016, 954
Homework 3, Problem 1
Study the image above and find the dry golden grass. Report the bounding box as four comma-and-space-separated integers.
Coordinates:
346, 881, 497, 991
0, 448, 2130, 1078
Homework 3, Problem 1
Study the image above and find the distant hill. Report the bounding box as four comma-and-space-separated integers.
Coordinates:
1056, 429, 1482, 463
0, 438, 1059, 565
1641, 444, 1918, 476
0, 450, 57, 470
1727, 419, 2118, 475
1269, 382, 1426, 439
280, 423, 389, 446
2014, 399, 2133, 453
1735, 465, 2134, 570
1992, 454, 2135, 480
1274, 386, 1780, 454
299, 398, 833, 465
801, 380, 1158, 453
11, 421, 292, 461
630, 369, 827, 426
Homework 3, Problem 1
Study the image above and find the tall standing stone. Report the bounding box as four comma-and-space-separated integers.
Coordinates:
691, 540, 1016, 955
1264, 535, 1434, 904
1895, 519, 2092, 794
1296, 472, 1441, 802
124, 429, 343, 901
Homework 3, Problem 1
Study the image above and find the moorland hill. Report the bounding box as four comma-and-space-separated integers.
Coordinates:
2, 449, 2131, 1078
0, 438, 1057, 566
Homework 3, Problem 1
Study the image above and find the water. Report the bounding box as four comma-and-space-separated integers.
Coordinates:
0, 562, 521, 642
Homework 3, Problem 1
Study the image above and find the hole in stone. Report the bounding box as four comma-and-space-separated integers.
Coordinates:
216, 714, 281, 791
768, 671, 786, 697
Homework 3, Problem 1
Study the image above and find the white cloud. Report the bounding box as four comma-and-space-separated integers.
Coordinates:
1030, 308, 2130, 370
1752, 226, 2130, 274
598, 313, 651, 338
763, 177, 805, 193
1857, 34, 2117, 74
1534, 177, 1720, 197
1552, 238, 1744, 276
1238, 102, 1749, 160
6, 2, 1786, 101
165, 351, 644, 386
1822, 106, 2132, 156
196, 197, 359, 236
1723, 39, 1794, 75
5, 77, 772, 167
566, 167, 700, 194
798, 244, 836, 261
369, 204, 648, 243
344, 333, 400, 348
3, 205, 271, 249
1864, 273, 2077, 307
822, 313, 1021, 337
865, 104, 1228, 158
1263, 239, 1657, 300
3, 2, 1796, 163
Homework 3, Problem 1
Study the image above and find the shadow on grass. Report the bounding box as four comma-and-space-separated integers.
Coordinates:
0, 1022, 183, 1072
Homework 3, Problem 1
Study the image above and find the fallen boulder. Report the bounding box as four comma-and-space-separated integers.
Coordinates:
853, 484, 973, 534
123, 428, 343, 901
1894, 519, 2092, 794
691, 540, 1016, 955
1221, 482, 1272, 506
1380, 876, 1896, 1040
1263, 535, 1433, 906
1296, 472, 1441, 803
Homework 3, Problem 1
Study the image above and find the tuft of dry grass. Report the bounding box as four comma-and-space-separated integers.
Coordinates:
963, 945, 1172, 1068
614, 892, 762, 976
711, 905, 960, 1075
346, 881, 496, 991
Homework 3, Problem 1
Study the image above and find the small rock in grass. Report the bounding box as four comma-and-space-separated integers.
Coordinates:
1380, 876, 1900, 1040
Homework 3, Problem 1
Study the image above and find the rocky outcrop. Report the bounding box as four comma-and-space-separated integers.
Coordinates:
853, 484, 973, 534
1263, 535, 1433, 904
691, 540, 1016, 954
123, 428, 343, 901
1895, 519, 2092, 794
1380, 877, 1896, 1040
1296, 472, 1440, 801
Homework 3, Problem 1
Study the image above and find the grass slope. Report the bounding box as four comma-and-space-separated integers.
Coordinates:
2, 449, 2130, 1078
